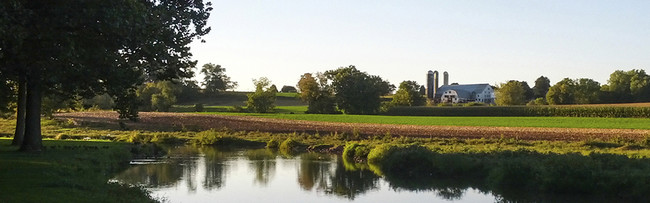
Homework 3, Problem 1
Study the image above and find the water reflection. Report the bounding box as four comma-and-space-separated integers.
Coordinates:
112, 146, 496, 202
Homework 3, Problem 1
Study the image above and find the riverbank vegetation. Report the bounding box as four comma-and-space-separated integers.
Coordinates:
0, 139, 155, 202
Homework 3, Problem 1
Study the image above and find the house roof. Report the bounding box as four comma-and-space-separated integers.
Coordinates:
435, 83, 491, 99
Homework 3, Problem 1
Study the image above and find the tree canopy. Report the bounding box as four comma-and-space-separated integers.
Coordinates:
201, 63, 237, 93
533, 76, 551, 99
392, 81, 425, 106
0, 0, 212, 151
495, 80, 527, 105
297, 73, 338, 114
325, 66, 393, 114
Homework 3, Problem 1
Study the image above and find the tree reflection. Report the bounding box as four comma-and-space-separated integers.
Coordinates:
295, 153, 380, 200
244, 149, 277, 185
113, 146, 200, 188
200, 147, 229, 190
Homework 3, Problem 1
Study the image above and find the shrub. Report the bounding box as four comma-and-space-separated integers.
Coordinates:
266, 139, 279, 149
279, 138, 300, 153
194, 103, 204, 112
342, 143, 372, 162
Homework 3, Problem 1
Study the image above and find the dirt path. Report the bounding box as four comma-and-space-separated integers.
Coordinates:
56, 112, 650, 141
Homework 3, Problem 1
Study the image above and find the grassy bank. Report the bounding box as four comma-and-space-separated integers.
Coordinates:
0, 139, 155, 203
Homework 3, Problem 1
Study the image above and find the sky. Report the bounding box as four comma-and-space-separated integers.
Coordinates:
189, 0, 650, 91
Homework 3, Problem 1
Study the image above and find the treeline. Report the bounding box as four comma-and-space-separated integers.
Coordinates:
497, 69, 650, 106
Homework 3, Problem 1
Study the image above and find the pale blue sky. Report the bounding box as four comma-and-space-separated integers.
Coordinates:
189, 0, 650, 91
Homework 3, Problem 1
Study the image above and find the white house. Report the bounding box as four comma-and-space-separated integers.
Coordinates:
435, 83, 495, 104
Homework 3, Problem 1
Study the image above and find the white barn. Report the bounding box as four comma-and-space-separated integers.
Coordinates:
435, 83, 495, 104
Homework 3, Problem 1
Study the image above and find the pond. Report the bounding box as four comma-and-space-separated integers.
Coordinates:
111, 146, 620, 202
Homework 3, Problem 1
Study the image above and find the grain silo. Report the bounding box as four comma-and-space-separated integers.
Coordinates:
426, 70, 434, 99
443, 71, 449, 86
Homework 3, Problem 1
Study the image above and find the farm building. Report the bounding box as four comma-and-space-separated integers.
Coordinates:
426, 70, 496, 104
435, 83, 495, 103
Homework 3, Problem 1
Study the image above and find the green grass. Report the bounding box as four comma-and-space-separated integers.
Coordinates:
0, 139, 155, 203
201, 112, 650, 129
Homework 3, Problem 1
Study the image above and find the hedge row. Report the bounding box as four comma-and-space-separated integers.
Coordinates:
383, 106, 650, 118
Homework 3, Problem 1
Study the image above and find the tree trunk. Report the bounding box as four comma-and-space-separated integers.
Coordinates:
19, 70, 42, 152
11, 72, 27, 146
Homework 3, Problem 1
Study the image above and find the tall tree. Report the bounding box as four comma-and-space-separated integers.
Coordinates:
392, 81, 425, 106
325, 66, 393, 114
297, 73, 338, 114
521, 81, 534, 101
532, 76, 550, 99
495, 80, 526, 105
1, 0, 212, 151
201, 63, 237, 93
574, 78, 601, 104
546, 78, 576, 105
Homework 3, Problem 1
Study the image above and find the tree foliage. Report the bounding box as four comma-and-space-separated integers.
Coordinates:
495, 80, 526, 105
280, 85, 298, 93
246, 77, 276, 113
325, 66, 394, 114
201, 63, 237, 93
546, 78, 576, 105
601, 69, 650, 103
574, 78, 601, 104
392, 81, 425, 106
136, 81, 180, 112
297, 73, 339, 114
0, 0, 212, 151
533, 76, 551, 99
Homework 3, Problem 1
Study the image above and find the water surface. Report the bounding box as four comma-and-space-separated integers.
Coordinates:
112, 146, 499, 202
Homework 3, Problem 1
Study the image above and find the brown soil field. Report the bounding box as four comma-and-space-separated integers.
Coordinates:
56, 112, 650, 141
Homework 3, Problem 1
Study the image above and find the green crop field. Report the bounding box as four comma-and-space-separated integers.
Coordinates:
205, 112, 650, 129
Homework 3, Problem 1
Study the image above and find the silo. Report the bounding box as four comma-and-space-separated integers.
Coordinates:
443, 71, 449, 86
426, 70, 434, 99
433, 71, 439, 97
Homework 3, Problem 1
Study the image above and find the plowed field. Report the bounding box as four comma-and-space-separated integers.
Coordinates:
56, 112, 650, 141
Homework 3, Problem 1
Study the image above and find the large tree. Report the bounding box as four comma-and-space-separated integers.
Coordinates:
201, 63, 237, 93
546, 78, 576, 105
392, 81, 425, 106
325, 66, 393, 114
297, 73, 338, 114
574, 78, 601, 104
533, 76, 550, 99
495, 80, 526, 105
0, 0, 211, 151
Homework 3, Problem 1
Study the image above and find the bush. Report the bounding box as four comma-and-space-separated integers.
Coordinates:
266, 139, 279, 149
194, 103, 204, 112
342, 143, 372, 162
279, 138, 300, 153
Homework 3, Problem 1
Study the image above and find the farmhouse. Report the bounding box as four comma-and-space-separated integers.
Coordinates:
436, 83, 495, 103
426, 70, 496, 104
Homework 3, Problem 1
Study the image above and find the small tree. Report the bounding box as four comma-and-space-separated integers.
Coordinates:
269, 84, 278, 94
246, 77, 276, 113
495, 80, 526, 105
392, 81, 425, 106
201, 63, 237, 93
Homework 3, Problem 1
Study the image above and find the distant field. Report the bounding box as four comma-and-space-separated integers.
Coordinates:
203, 112, 650, 129
171, 105, 308, 114
563, 103, 650, 107
177, 91, 304, 106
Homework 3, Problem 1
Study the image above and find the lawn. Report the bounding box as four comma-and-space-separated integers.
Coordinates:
204, 112, 650, 130
0, 139, 154, 202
